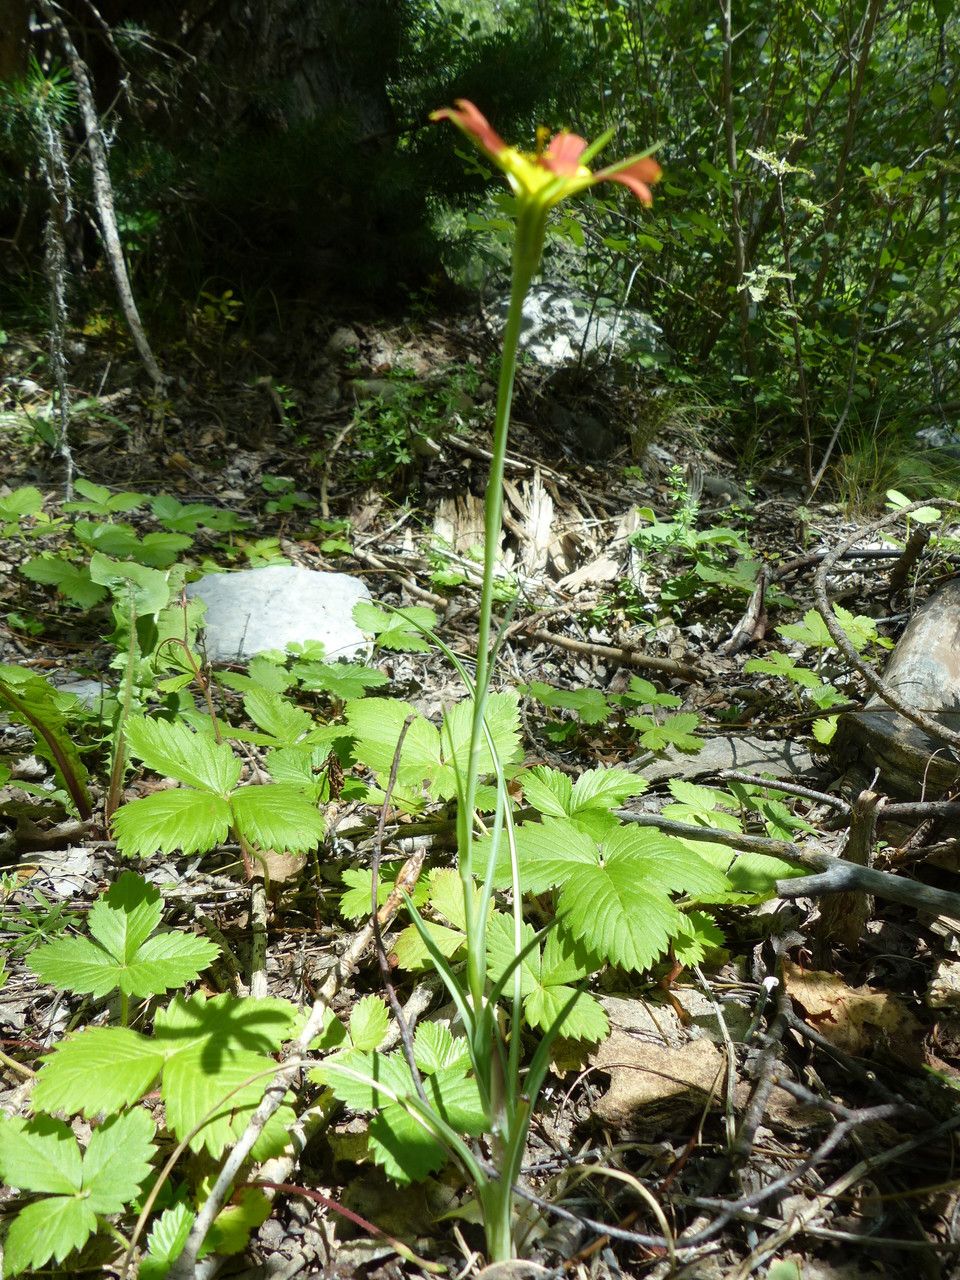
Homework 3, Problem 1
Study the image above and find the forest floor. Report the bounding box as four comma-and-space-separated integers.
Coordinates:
2, 307, 960, 1280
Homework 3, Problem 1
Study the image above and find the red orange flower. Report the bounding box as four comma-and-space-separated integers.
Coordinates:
431, 99, 661, 208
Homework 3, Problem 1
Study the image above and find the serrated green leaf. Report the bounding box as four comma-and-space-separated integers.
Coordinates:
313, 1048, 413, 1111
413, 1022, 471, 1075
206, 1187, 272, 1256
242, 688, 314, 745
628, 712, 704, 752
339, 867, 430, 922
0, 1114, 81, 1195
570, 768, 647, 811
370, 1068, 487, 1183
0, 485, 43, 520
520, 766, 572, 817
141, 1202, 195, 1280
776, 608, 834, 649
293, 660, 389, 699
89, 553, 172, 614
21, 553, 107, 607
162, 1045, 295, 1156
113, 788, 233, 857
2, 1194, 97, 1275
526, 681, 611, 724
672, 911, 725, 966
349, 995, 390, 1050
557, 858, 681, 970
229, 784, 325, 852
125, 716, 242, 792
28, 937, 121, 998
436, 692, 522, 798
744, 652, 822, 687
813, 716, 837, 744
89, 870, 163, 959
526, 984, 608, 1041
82, 1108, 156, 1213
32, 1028, 165, 1117
492, 817, 599, 894
353, 602, 437, 652
152, 993, 297, 1156
548, 825, 730, 971
392, 920, 466, 970
346, 697, 440, 793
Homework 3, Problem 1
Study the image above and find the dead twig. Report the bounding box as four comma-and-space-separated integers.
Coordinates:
522, 629, 702, 680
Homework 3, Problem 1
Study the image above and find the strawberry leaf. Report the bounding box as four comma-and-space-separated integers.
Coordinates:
112, 788, 233, 857
125, 716, 242, 792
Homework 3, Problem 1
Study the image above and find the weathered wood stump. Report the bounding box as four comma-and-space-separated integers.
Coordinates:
831, 578, 960, 798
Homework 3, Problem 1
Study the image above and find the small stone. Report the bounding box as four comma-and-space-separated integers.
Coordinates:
186, 565, 372, 664
927, 959, 960, 1008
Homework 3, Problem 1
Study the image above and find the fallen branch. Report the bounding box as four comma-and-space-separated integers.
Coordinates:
616, 810, 960, 921
523, 629, 702, 680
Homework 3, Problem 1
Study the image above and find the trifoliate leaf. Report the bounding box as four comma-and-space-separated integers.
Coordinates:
349, 996, 390, 1051
627, 712, 704, 752
125, 716, 242, 792
32, 1028, 165, 1117
339, 867, 430, 923
744, 652, 822, 687
353, 602, 437, 652
776, 608, 834, 650
151, 494, 245, 533
112, 789, 233, 857
29, 872, 216, 1000
229, 784, 325, 852
615, 676, 682, 709
525, 681, 611, 724
63, 478, 146, 514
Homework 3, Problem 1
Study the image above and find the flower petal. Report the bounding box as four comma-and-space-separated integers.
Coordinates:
541, 132, 589, 176
595, 156, 662, 205
430, 99, 508, 160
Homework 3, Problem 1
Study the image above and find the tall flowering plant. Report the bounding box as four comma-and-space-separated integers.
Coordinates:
337, 104, 661, 1263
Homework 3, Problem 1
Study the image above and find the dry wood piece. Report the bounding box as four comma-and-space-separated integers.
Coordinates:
830, 576, 960, 797
813, 789, 883, 965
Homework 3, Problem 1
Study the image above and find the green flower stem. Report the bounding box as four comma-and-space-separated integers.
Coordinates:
459, 205, 542, 1016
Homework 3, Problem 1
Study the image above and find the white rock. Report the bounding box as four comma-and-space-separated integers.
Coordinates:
487, 283, 661, 369
186, 566, 372, 663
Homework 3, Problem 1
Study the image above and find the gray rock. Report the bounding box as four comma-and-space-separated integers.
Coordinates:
488, 283, 661, 369
640, 734, 818, 785
186, 566, 372, 664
